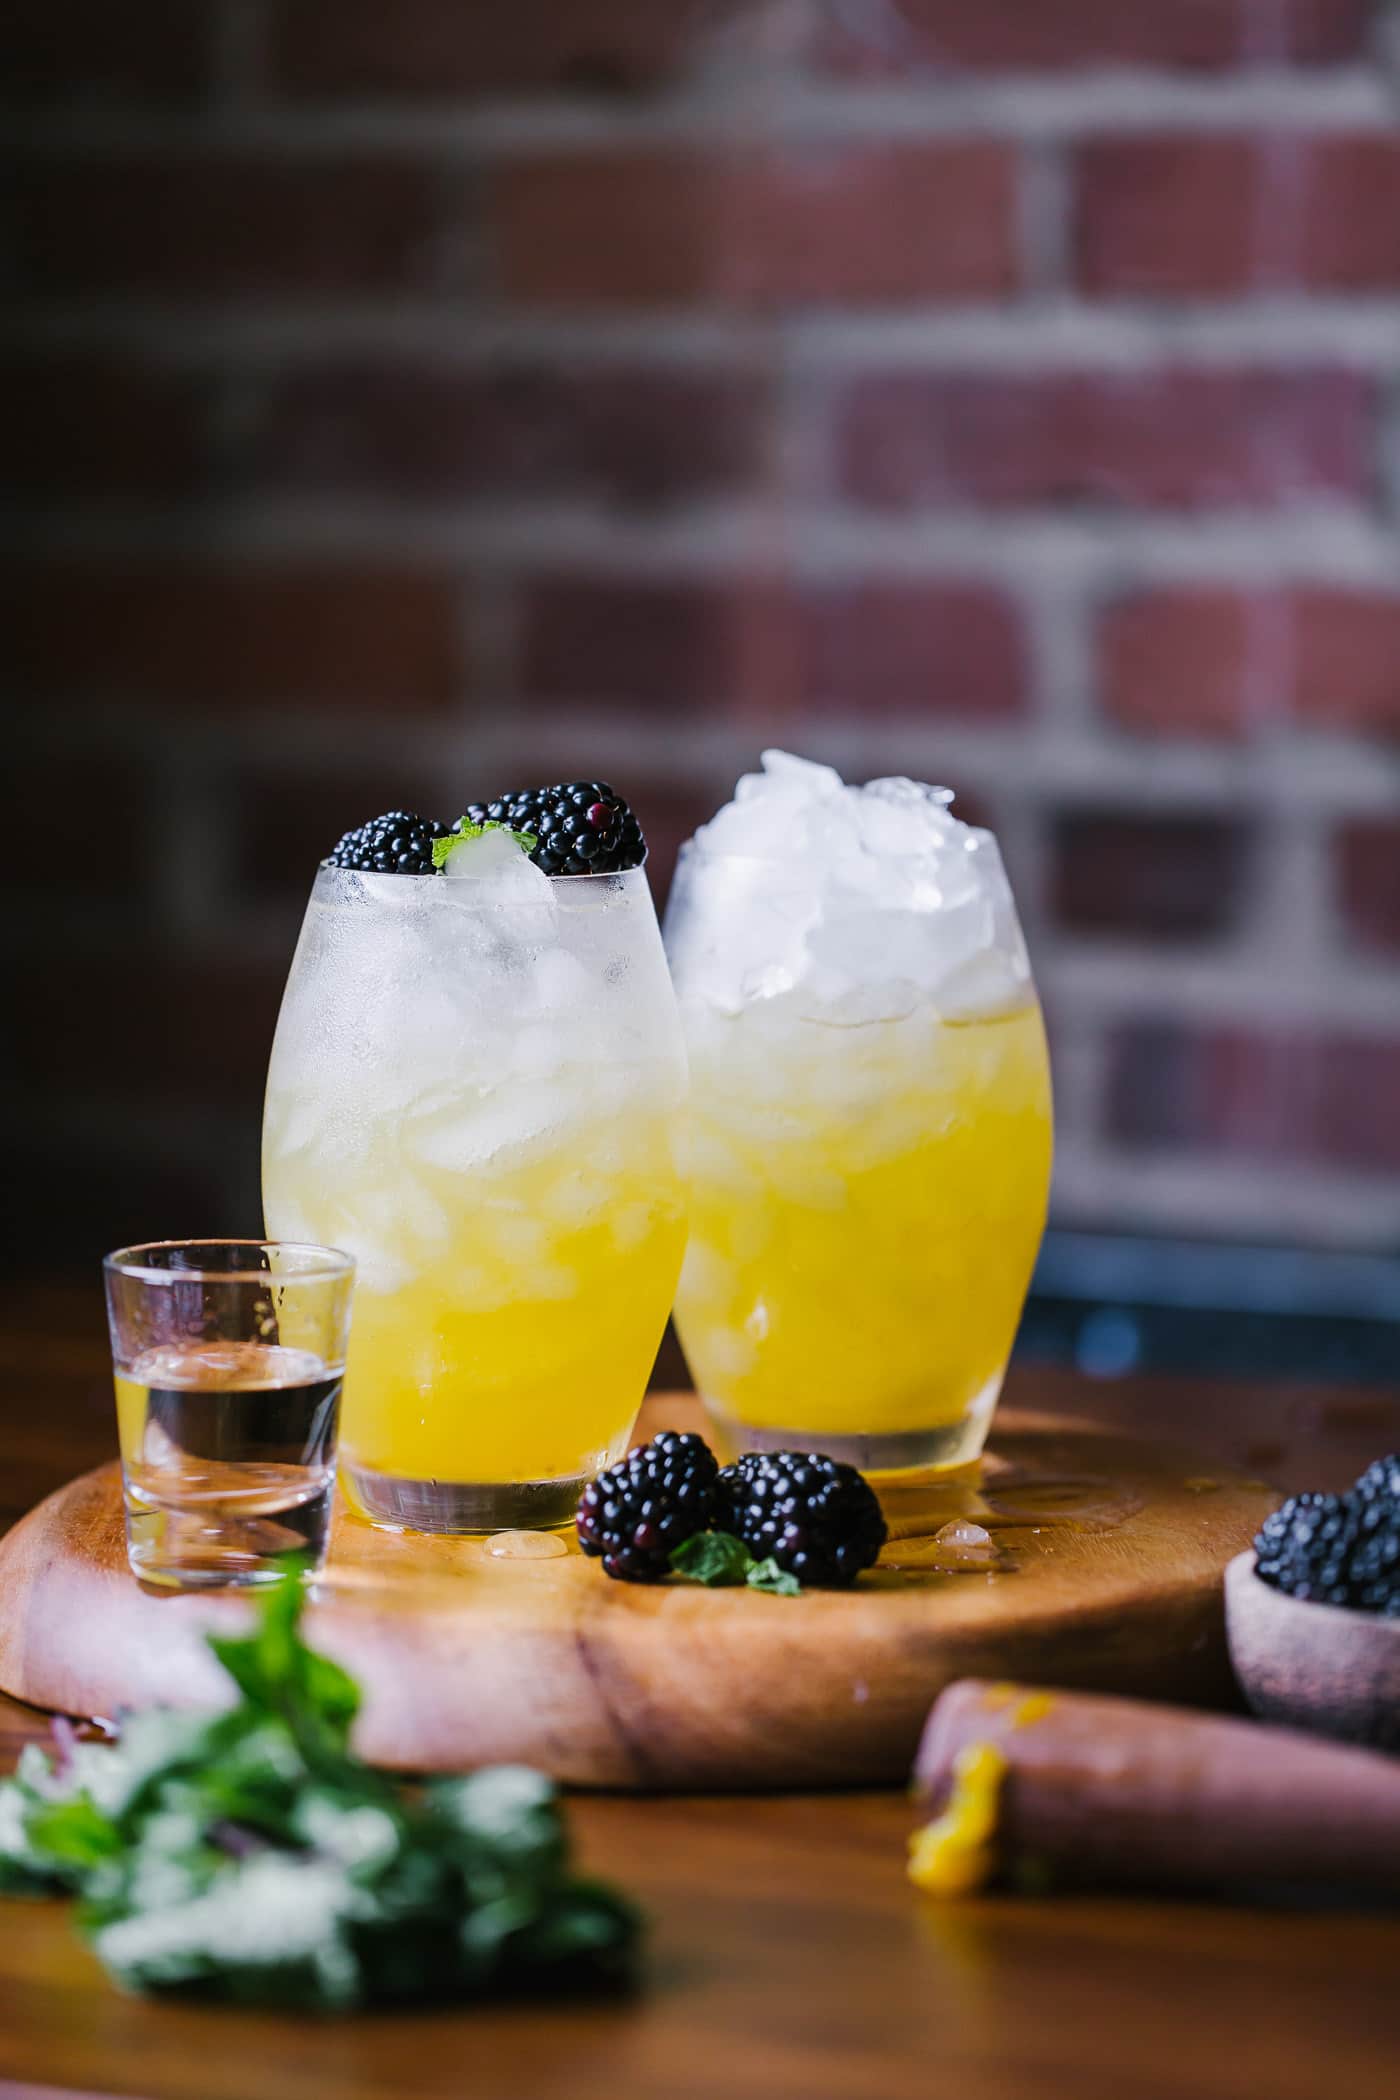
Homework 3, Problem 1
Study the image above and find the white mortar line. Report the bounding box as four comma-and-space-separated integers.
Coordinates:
1, 68, 1394, 152
7, 499, 1398, 581
13, 695, 1400, 820
1042, 946, 1400, 1029
5, 299, 1400, 371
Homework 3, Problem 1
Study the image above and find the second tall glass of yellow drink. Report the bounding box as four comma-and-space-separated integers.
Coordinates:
665, 753, 1052, 1477
263, 831, 687, 1531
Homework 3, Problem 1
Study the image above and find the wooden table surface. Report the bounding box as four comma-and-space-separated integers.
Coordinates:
2, 1282, 1399, 2100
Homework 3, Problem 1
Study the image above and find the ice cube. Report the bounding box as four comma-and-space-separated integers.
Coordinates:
487, 1208, 551, 1266
407, 1072, 566, 1173
852, 783, 954, 860
610, 1199, 659, 1251
757, 749, 844, 799
528, 947, 595, 1012
675, 753, 1032, 1021
441, 824, 554, 899
333, 1178, 452, 1295
864, 776, 955, 810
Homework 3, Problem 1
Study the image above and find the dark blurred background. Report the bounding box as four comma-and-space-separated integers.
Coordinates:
4, 0, 1399, 1381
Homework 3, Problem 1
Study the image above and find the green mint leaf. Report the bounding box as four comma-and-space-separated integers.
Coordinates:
0, 1570, 642, 2007
22, 1795, 124, 1873
669, 1532, 755, 1587
433, 820, 538, 870
0, 1776, 67, 1893
746, 1558, 802, 1597
206, 1563, 360, 1771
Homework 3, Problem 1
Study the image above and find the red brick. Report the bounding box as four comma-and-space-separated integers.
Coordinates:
1051, 812, 1250, 940
247, 361, 764, 507
1076, 138, 1261, 297
520, 574, 1025, 718
1077, 135, 1400, 297
6, 0, 212, 106
1296, 138, 1400, 291
1336, 820, 1400, 956
521, 576, 766, 710
1101, 589, 1400, 738
1294, 589, 1400, 734
834, 369, 1371, 511
0, 355, 214, 504
7, 558, 464, 708
812, 0, 1369, 74
9, 155, 448, 300
1107, 1022, 1400, 1173
796, 583, 1027, 718
271, 0, 748, 98
496, 143, 1018, 307
1098, 590, 1270, 738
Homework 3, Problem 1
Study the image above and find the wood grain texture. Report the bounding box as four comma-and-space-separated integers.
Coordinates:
1, 1791, 1400, 2100
1226, 1549, 1400, 1749
0, 1401, 1276, 1785
3, 1287, 1400, 2100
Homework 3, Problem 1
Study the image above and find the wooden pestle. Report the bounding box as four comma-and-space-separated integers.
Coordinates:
913, 1679, 1400, 1894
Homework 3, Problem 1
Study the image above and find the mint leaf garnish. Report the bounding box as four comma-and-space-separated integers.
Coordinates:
432, 819, 539, 870
0, 1570, 639, 2005
670, 1532, 801, 1595
669, 1531, 754, 1586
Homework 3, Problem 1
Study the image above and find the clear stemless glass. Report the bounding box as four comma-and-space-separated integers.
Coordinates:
262, 858, 688, 1533
104, 1239, 355, 1590
663, 756, 1053, 1480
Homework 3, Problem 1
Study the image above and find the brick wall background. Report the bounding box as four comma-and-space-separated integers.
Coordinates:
5, 0, 1400, 1273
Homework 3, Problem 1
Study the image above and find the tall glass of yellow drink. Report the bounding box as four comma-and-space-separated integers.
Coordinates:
263, 827, 687, 1531
665, 752, 1051, 1476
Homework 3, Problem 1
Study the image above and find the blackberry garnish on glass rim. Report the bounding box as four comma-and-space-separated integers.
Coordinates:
325, 810, 449, 875
465, 783, 645, 878
576, 1432, 719, 1583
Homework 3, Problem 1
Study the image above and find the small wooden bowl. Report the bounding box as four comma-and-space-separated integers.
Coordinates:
1225, 1550, 1400, 1751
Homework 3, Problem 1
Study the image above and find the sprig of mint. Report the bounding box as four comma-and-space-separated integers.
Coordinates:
669, 1532, 801, 1597
0, 1571, 639, 2008
432, 819, 539, 870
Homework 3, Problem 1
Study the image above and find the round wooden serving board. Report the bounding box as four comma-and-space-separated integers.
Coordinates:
0, 1397, 1276, 1788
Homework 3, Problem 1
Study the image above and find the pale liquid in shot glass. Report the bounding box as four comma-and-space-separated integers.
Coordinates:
116, 1338, 341, 1587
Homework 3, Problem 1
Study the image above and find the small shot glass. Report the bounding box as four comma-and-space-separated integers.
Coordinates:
103, 1240, 355, 1591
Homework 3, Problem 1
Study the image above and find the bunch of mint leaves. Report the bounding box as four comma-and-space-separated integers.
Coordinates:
0, 1574, 638, 2009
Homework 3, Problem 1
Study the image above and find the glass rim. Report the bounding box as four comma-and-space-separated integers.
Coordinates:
672, 830, 996, 873
315, 853, 649, 883
103, 1238, 356, 1286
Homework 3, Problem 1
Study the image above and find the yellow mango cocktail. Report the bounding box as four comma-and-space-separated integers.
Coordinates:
264, 841, 687, 1530
665, 753, 1052, 1476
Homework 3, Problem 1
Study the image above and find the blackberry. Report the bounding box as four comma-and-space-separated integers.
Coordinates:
576, 1431, 719, 1583
1254, 1488, 1400, 1616
1354, 1453, 1400, 1506
715, 1451, 887, 1589
326, 810, 449, 875
464, 782, 645, 878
